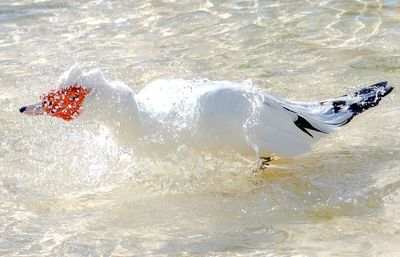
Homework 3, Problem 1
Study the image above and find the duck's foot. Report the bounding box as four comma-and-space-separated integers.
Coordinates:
259, 156, 275, 170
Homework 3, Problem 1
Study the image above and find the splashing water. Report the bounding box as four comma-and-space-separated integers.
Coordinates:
1, 0, 400, 256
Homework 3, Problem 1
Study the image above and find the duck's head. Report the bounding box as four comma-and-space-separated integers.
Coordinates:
19, 84, 92, 121
19, 64, 140, 132
19, 63, 106, 121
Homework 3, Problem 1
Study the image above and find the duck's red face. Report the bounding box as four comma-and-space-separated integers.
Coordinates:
20, 84, 91, 121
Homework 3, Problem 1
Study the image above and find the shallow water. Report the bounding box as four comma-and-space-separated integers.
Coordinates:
1, 0, 400, 256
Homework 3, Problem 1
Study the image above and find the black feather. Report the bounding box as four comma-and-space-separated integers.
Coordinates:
294, 115, 327, 138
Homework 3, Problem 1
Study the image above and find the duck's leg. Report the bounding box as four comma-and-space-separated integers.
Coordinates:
259, 156, 274, 169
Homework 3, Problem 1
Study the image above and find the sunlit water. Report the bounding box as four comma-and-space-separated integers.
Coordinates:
1, 0, 400, 256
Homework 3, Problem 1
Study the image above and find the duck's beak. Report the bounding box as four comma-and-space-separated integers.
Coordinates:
19, 102, 45, 116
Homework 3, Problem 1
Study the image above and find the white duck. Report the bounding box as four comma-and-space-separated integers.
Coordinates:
20, 64, 393, 160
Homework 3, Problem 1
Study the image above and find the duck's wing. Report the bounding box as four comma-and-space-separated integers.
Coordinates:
196, 81, 393, 157
277, 81, 394, 136
255, 81, 393, 157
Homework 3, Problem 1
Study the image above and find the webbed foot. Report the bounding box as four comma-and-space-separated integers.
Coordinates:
259, 156, 275, 169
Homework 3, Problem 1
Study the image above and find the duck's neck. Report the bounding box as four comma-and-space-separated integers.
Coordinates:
82, 83, 146, 148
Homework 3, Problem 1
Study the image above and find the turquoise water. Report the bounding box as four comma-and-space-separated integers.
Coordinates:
1, 0, 400, 256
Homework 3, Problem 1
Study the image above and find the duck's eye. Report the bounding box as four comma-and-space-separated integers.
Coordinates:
42, 101, 52, 107
70, 94, 78, 101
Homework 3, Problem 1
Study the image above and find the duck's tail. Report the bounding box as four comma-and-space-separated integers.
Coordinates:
282, 81, 394, 138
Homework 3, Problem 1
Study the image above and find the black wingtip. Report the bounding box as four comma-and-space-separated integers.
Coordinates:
353, 81, 393, 98
383, 85, 394, 97
347, 81, 394, 118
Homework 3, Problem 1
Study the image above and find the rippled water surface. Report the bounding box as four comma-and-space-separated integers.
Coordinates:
1, 0, 400, 256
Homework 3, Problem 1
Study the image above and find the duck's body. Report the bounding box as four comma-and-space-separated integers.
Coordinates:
20, 64, 393, 158
136, 79, 314, 156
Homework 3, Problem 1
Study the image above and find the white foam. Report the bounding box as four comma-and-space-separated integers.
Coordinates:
56, 63, 108, 91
